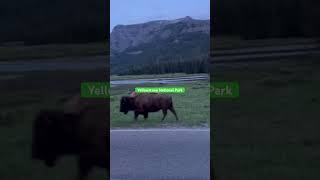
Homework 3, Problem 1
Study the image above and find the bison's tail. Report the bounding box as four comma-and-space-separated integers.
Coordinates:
169, 97, 173, 106
168, 100, 179, 121
169, 101, 173, 108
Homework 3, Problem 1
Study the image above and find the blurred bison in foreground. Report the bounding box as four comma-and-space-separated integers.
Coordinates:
32, 94, 108, 180
120, 93, 179, 121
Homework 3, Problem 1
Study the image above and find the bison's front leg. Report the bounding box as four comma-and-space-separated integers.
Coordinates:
77, 159, 92, 180
143, 112, 148, 120
134, 111, 139, 121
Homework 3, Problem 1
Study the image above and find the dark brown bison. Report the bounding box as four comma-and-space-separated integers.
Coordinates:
120, 93, 179, 121
32, 95, 108, 180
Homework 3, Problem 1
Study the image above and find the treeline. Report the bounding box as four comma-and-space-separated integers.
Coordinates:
124, 56, 209, 75
0, 0, 108, 45
213, 0, 320, 39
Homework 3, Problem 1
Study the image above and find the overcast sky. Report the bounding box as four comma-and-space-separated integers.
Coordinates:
110, 0, 210, 32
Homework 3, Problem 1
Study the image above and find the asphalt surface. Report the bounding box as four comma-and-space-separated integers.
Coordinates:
211, 50, 320, 63
211, 44, 320, 63
110, 129, 210, 180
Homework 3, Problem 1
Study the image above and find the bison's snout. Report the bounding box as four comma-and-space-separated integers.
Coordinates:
32, 149, 56, 167
120, 109, 128, 114
45, 159, 56, 167
120, 106, 128, 114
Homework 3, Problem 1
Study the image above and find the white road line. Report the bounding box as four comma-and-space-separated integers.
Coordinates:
110, 128, 210, 132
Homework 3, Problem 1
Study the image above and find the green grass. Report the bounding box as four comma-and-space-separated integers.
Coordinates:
110, 81, 210, 128
0, 69, 108, 180
212, 55, 320, 180
0, 42, 108, 61
0, 69, 208, 179
3, 51, 319, 179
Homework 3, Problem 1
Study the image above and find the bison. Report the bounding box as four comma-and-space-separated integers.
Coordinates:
32, 95, 108, 180
120, 93, 179, 121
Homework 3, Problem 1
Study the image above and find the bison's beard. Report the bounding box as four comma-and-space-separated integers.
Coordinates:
120, 108, 128, 114
45, 158, 56, 167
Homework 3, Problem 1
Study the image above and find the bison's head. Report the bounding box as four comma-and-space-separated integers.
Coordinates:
120, 96, 135, 114
32, 110, 79, 167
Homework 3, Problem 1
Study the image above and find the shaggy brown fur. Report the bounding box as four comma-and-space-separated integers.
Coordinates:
32, 95, 109, 180
120, 93, 179, 121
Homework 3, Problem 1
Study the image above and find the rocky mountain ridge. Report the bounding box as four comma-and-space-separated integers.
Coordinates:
111, 16, 210, 53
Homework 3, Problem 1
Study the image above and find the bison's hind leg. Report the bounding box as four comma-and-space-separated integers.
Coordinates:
169, 106, 179, 121
161, 109, 167, 121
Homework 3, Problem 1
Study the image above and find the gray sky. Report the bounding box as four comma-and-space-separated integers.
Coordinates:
110, 0, 210, 32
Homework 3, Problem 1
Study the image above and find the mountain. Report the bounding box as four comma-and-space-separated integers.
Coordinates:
110, 16, 210, 75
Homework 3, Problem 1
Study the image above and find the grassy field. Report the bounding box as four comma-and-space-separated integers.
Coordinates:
0, 69, 108, 180
110, 81, 210, 128
2, 40, 320, 180
213, 36, 319, 50
0, 69, 209, 179
0, 43, 107, 61
212, 54, 320, 180
2, 37, 317, 61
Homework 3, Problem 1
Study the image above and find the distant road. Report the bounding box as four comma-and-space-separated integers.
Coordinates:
211, 43, 320, 63
111, 75, 209, 86
1, 43, 319, 72
110, 129, 210, 180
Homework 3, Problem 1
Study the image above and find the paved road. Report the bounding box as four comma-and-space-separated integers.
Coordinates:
212, 50, 320, 63
110, 129, 210, 180
1, 44, 319, 72
211, 43, 320, 63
